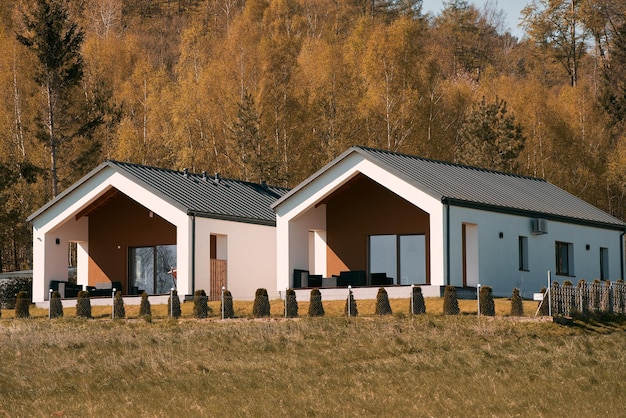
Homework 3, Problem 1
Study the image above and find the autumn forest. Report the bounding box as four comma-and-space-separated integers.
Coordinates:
0, 0, 625, 272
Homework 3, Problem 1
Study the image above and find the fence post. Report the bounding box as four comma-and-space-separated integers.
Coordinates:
48, 288, 53, 320
547, 271, 552, 317
112, 288, 116, 319
221, 286, 225, 320
476, 283, 481, 317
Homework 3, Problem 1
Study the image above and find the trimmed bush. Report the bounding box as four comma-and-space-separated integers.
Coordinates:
308, 288, 325, 317
443, 286, 459, 315
286, 288, 298, 318
479, 286, 495, 316
167, 290, 181, 318
15, 291, 30, 319
252, 288, 270, 318
193, 289, 211, 318
139, 292, 151, 317
76, 290, 92, 318
411, 286, 426, 315
221, 289, 235, 319
114, 291, 125, 319
375, 287, 392, 315
49, 290, 64, 318
510, 288, 523, 316
345, 289, 358, 317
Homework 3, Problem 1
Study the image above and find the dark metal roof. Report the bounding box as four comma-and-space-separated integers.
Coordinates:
355, 146, 624, 229
109, 161, 289, 225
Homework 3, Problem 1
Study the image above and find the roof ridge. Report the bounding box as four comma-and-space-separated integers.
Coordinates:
107, 160, 289, 191
353, 146, 546, 182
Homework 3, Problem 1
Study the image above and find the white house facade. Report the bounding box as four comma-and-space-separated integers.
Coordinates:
273, 147, 626, 298
27, 162, 287, 303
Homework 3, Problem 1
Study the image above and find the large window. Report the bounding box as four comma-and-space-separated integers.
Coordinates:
555, 241, 573, 276
518, 236, 528, 271
129, 245, 177, 294
369, 234, 426, 285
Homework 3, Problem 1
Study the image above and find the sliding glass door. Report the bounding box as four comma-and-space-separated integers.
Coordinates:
129, 245, 177, 294
369, 234, 426, 285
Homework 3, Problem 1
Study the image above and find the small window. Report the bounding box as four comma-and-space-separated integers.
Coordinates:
555, 241, 574, 276
600, 247, 609, 280
518, 236, 528, 271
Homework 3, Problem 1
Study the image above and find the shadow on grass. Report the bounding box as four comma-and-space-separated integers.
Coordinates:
562, 313, 626, 334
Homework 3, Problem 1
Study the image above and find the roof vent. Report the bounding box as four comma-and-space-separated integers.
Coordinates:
183, 168, 189, 178
261, 180, 267, 188
213, 172, 220, 184
202, 171, 208, 181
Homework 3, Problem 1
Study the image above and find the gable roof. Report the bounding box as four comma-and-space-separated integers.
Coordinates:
274, 146, 625, 229
28, 161, 289, 226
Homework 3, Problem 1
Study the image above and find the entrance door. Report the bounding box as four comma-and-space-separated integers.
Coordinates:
209, 234, 227, 301
129, 245, 177, 294
462, 224, 479, 287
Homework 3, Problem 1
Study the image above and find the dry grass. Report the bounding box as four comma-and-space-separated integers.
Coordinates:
1, 298, 625, 417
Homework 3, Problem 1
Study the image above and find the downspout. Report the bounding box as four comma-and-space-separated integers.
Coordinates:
619, 229, 626, 279
443, 198, 451, 286
191, 214, 196, 295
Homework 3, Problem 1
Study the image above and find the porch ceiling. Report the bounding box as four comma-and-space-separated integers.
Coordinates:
74, 188, 121, 220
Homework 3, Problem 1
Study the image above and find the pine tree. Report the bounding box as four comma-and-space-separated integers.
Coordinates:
375, 287, 392, 315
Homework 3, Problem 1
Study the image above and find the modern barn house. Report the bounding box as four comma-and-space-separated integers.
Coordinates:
28, 146, 625, 302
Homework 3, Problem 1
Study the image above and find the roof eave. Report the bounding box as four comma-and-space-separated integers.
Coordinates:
188, 210, 276, 227
442, 197, 626, 231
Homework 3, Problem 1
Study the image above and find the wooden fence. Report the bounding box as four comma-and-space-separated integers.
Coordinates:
541, 280, 626, 316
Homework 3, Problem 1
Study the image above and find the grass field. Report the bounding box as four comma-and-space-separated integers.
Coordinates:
1, 298, 625, 417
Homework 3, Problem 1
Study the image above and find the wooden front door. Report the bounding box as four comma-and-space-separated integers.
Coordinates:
210, 258, 227, 301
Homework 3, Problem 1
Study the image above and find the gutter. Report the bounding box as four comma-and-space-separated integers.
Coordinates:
191, 214, 196, 295
621, 229, 625, 281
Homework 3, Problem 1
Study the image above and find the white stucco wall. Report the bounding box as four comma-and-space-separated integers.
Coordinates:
194, 217, 278, 300
448, 206, 624, 298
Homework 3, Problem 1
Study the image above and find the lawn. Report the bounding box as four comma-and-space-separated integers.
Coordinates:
0, 298, 625, 417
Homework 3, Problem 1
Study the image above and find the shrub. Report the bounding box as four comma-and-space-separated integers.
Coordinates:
15, 291, 30, 319
345, 289, 358, 317
49, 291, 63, 318
193, 289, 211, 318
114, 291, 125, 319
167, 290, 181, 318
221, 289, 235, 319
308, 288, 325, 317
479, 286, 495, 316
139, 292, 151, 317
375, 287, 392, 315
76, 290, 92, 318
443, 286, 459, 315
252, 288, 270, 318
286, 288, 298, 318
510, 288, 524, 316
411, 286, 426, 315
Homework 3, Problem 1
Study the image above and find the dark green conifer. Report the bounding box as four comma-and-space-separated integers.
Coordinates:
510, 288, 523, 316
114, 291, 125, 319
221, 289, 235, 319
443, 285, 459, 315
308, 288, 325, 317
167, 290, 181, 318
193, 289, 210, 318
286, 288, 298, 318
139, 291, 151, 317
76, 290, 92, 318
411, 286, 426, 314
375, 287, 392, 315
50, 290, 63, 318
15, 291, 30, 319
252, 288, 270, 318
345, 289, 358, 317
479, 286, 495, 316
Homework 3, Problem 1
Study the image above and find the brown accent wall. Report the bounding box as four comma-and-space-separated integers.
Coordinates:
326, 174, 430, 280
88, 192, 176, 293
